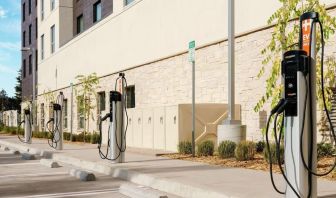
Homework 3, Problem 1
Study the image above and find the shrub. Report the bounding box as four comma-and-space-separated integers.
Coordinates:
317, 143, 335, 159
256, 140, 265, 153
197, 140, 214, 156
178, 141, 192, 155
264, 143, 284, 164
91, 132, 100, 144
235, 141, 256, 161
218, 140, 236, 158
63, 132, 70, 141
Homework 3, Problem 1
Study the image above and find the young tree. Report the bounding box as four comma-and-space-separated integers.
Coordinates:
14, 69, 22, 103
254, 0, 336, 136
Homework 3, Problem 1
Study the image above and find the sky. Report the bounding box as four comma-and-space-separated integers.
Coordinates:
0, 0, 21, 97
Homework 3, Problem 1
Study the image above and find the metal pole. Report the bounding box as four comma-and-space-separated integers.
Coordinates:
192, 61, 195, 157
228, 0, 235, 122
32, 48, 36, 131
70, 83, 73, 141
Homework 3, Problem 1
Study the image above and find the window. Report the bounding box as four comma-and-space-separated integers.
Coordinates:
126, 86, 135, 108
23, 60, 26, 78
35, 18, 38, 39
41, 0, 44, 20
29, 55, 32, 75
22, 31, 26, 47
41, 34, 44, 60
40, 103, 45, 131
97, 92, 106, 114
77, 96, 85, 129
22, 3, 26, 22
35, 49, 38, 71
125, 0, 135, 6
50, 25, 55, 53
29, 0, 32, 14
29, 24, 32, 45
93, 1, 102, 23
63, 99, 68, 129
51, 0, 55, 10
76, 14, 84, 34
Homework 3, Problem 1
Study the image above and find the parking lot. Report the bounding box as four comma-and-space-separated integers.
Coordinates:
0, 150, 129, 198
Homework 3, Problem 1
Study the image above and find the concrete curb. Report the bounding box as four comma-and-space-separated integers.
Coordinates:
119, 183, 170, 198
0, 140, 41, 155
40, 159, 60, 168
21, 153, 36, 160
0, 140, 229, 198
69, 168, 96, 181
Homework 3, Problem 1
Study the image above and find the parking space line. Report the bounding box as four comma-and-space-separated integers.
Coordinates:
0, 162, 40, 167
0, 172, 68, 179
10, 188, 120, 198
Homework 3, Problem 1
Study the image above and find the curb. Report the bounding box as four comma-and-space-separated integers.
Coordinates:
0, 140, 229, 198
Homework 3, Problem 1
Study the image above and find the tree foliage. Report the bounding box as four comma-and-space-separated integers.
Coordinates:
254, 0, 336, 135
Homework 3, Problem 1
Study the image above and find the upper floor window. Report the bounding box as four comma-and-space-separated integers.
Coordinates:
35, 18, 38, 39
23, 60, 26, 78
76, 14, 84, 34
93, 1, 102, 23
29, 0, 32, 14
29, 55, 32, 75
63, 99, 68, 128
22, 3, 26, 22
51, 0, 55, 11
125, 0, 135, 6
50, 25, 55, 53
41, 34, 44, 60
29, 24, 32, 45
40, 0, 44, 20
22, 31, 26, 47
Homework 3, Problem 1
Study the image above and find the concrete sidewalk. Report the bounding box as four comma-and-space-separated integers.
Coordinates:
1, 135, 336, 198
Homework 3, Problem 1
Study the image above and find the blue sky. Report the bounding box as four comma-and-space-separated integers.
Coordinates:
0, 0, 21, 97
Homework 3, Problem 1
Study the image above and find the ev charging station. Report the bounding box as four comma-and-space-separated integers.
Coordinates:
98, 73, 127, 163
46, 92, 64, 150
18, 106, 32, 144
266, 11, 335, 198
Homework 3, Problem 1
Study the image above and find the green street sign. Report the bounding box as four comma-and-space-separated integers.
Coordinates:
188, 40, 195, 62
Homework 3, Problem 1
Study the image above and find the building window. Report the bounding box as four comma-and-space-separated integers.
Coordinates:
23, 60, 26, 78
63, 99, 68, 129
35, 49, 38, 71
41, 0, 44, 20
29, 55, 32, 75
22, 3, 26, 22
125, 0, 134, 6
35, 18, 38, 39
126, 86, 135, 108
77, 96, 85, 129
22, 31, 26, 47
29, 24, 32, 45
97, 92, 106, 114
40, 103, 45, 131
76, 14, 84, 34
41, 34, 44, 60
29, 0, 32, 14
93, 1, 102, 23
36, 0, 37, 7
50, 25, 55, 53
51, 0, 55, 11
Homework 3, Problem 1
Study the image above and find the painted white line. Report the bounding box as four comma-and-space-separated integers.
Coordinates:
10, 188, 120, 198
0, 162, 40, 167
0, 156, 20, 159
0, 172, 68, 179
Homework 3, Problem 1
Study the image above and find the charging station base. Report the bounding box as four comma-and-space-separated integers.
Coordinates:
217, 123, 246, 144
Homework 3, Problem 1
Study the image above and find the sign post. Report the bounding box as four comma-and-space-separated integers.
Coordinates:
189, 40, 196, 157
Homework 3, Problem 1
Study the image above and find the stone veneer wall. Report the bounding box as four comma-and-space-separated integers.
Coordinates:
35, 8, 336, 141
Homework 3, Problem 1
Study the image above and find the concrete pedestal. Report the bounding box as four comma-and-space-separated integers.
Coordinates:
217, 124, 246, 145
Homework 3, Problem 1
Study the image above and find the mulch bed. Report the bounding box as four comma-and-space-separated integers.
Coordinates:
164, 153, 336, 181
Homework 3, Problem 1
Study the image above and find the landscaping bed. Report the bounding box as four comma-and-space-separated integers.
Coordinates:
165, 152, 336, 181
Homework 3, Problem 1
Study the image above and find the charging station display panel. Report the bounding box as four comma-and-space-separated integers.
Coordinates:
283, 61, 298, 117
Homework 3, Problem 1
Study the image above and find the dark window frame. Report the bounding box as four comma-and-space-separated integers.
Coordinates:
29, 0, 32, 14
93, 1, 102, 23
76, 14, 84, 34
98, 91, 106, 113
23, 60, 26, 78
22, 3, 26, 22
28, 55, 32, 75
29, 24, 32, 45
126, 85, 135, 109
50, 25, 55, 53
22, 31, 26, 47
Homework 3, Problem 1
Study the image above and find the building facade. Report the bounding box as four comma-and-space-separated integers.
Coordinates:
22, 0, 336, 152
21, 0, 38, 102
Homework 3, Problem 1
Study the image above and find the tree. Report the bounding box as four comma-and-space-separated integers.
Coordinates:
15, 69, 22, 102
0, 89, 8, 111
254, 0, 336, 136
75, 73, 100, 142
